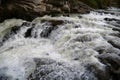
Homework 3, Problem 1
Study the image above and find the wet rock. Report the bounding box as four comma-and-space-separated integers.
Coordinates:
0, 75, 9, 80
24, 27, 34, 38
94, 41, 120, 55
104, 18, 120, 28
97, 53, 120, 80
0, 67, 9, 80
79, 0, 120, 9
40, 25, 58, 38
2, 21, 32, 41
78, 16, 82, 18
112, 28, 120, 32
105, 36, 120, 49
63, 14, 70, 17
104, 18, 120, 22
110, 33, 120, 38
40, 19, 64, 38
41, 19, 64, 26
2, 25, 21, 42
84, 64, 110, 80
40, 26, 54, 38
108, 40, 120, 49
0, 0, 92, 22
21, 22, 31, 27
109, 22, 120, 28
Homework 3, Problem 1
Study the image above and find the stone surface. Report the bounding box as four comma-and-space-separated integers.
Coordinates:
97, 53, 120, 80
0, 0, 92, 22
79, 0, 120, 9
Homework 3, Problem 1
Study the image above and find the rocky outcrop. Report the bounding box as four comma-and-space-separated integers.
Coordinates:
0, 0, 92, 22
79, 0, 120, 9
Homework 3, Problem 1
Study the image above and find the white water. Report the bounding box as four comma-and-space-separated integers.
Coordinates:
0, 10, 120, 80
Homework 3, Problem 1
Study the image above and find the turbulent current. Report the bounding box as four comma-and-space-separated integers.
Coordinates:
0, 8, 120, 80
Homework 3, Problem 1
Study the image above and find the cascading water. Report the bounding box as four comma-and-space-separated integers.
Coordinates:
0, 9, 120, 80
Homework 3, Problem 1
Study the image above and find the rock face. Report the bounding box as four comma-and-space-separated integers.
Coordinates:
79, 0, 120, 9
0, 0, 92, 22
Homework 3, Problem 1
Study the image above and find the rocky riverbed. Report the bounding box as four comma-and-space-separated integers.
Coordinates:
0, 0, 120, 80
0, 8, 120, 80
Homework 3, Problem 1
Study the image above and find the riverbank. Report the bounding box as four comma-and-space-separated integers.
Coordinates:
0, 0, 120, 22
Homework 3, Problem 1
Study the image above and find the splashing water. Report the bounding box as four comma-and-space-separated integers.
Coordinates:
0, 9, 120, 80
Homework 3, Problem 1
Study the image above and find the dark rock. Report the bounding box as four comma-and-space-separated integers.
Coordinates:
2, 25, 21, 42
40, 19, 64, 38
110, 23, 120, 27
79, 0, 120, 9
97, 53, 120, 80
84, 64, 110, 80
41, 19, 64, 26
112, 28, 120, 32
24, 27, 34, 38
23, 19, 63, 38
2, 21, 32, 42
104, 18, 120, 28
40, 26, 53, 38
104, 18, 120, 22
21, 22, 31, 27
105, 34, 120, 49
40, 25, 58, 38
63, 14, 70, 17
0, 75, 9, 80
0, 0, 92, 22
108, 40, 120, 49
74, 25, 81, 28
110, 33, 120, 38
0, 67, 9, 80
78, 16, 82, 18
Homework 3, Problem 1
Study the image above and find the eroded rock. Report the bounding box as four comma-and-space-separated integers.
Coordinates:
0, 0, 92, 22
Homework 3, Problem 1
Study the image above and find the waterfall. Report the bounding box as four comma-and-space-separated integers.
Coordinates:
0, 9, 120, 80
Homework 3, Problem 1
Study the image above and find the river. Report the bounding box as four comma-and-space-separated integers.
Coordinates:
0, 8, 120, 80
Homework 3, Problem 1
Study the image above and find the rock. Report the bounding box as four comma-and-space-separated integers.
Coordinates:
112, 28, 120, 32
40, 26, 54, 38
104, 18, 120, 28
40, 19, 64, 38
84, 64, 110, 80
104, 18, 120, 22
2, 25, 21, 42
41, 19, 64, 26
0, 0, 92, 22
21, 22, 31, 27
0, 75, 9, 80
108, 40, 120, 49
0, 67, 9, 80
2, 21, 32, 42
97, 53, 120, 80
24, 27, 34, 38
105, 36, 120, 49
79, 0, 120, 9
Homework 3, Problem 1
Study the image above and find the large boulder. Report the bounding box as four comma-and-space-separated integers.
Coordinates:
0, 0, 92, 22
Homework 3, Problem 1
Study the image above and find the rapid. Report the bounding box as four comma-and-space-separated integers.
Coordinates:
0, 8, 120, 80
